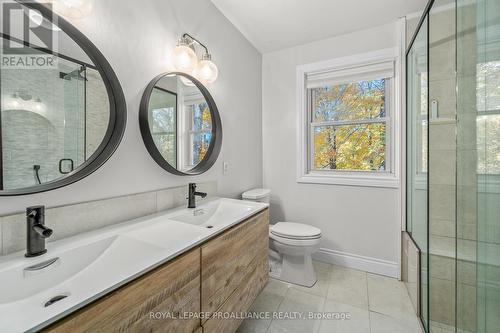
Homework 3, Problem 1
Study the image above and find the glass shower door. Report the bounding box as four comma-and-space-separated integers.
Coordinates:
406, 14, 429, 331
457, 0, 500, 331
61, 65, 86, 173
407, 0, 500, 331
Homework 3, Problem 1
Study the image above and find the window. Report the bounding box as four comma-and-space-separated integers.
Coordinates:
186, 101, 212, 166
297, 49, 400, 187
148, 88, 212, 171
309, 80, 388, 172
149, 87, 177, 168
477, 60, 500, 175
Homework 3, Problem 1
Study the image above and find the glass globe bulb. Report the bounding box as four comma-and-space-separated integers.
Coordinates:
172, 45, 198, 72
29, 9, 61, 31
195, 58, 218, 83
28, 10, 43, 26
52, 0, 92, 19
180, 75, 196, 87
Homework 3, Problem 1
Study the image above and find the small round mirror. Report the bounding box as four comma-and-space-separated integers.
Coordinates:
139, 72, 222, 175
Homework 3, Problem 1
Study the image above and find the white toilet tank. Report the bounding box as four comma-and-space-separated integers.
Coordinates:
242, 188, 271, 203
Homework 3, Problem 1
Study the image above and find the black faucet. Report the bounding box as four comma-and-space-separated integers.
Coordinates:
25, 206, 53, 257
187, 183, 207, 208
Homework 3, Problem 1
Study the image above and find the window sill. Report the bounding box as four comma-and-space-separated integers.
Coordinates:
297, 172, 399, 188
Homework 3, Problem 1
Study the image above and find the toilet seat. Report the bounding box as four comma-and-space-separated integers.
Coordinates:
270, 222, 321, 240
269, 232, 321, 247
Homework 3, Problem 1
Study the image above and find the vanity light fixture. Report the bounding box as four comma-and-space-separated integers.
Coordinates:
28, 9, 61, 31
172, 33, 219, 84
34, 97, 44, 111
179, 75, 196, 87
196, 53, 218, 84
172, 36, 199, 73
51, 0, 93, 19
6, 92, 45, 114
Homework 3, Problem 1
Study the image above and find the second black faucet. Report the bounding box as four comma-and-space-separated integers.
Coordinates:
187, 183, 207, 208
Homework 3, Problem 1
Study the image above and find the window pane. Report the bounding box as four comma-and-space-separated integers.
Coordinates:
153, 133, 176, 167
420, 119, 428, 173
477, 61, 500, 112
420, 72, 428, 116
419, 72, 428, 173
311, 79, 386, 123
152, 108, 175, 133
477, 115, 500, 174
149, 87, 176, 133
192, 102, 212, 132
313, 123, 386, 171
192, 132, 212, 164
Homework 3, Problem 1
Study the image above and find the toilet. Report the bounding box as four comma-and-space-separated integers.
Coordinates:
242, 189, 322, 287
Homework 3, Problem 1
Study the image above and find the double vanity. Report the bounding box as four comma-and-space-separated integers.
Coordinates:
0, 2, 266, 332
0, 198, 269, 332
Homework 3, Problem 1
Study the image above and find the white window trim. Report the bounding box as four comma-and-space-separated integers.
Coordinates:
296, 47, 401, 188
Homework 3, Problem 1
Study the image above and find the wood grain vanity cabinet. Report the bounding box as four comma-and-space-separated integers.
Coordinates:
43, 208, 269, 333
45, 248, 202, 333
201, 209, 269, 331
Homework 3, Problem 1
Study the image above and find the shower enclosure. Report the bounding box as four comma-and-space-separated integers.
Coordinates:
0, 35, 109, 190
406, 0, 500, 332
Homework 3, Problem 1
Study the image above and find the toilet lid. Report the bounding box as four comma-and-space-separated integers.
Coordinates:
242, 188, 271, 200
271, 222, 321, 240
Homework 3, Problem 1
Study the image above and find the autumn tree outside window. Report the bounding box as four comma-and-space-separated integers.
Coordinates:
309, 79, 389, 172
297, 49, 400, 187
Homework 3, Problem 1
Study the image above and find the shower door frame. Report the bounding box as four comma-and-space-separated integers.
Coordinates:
405, 0, 435, 331
0, 102, 3, 190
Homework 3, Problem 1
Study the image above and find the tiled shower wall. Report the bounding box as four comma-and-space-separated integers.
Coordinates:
0, 181, 217, 256
0, 63, 108, 189
403, 3, 480, 331
404, 6, 478, 331
428, 0, 456, 327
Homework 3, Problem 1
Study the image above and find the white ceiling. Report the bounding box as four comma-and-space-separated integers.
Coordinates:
211, 0, 427, 53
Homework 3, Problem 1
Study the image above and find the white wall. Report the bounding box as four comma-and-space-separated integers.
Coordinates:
262, 22, 401, 274
0, 0, 263, 215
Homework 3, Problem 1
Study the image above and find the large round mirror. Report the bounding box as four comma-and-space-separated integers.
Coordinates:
0, 1, 126, 195
139, 72, 222, 175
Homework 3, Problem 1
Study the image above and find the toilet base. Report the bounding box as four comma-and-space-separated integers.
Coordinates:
268, 251, 317, 287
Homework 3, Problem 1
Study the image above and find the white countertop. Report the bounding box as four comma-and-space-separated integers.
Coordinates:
0, 197, 268, 333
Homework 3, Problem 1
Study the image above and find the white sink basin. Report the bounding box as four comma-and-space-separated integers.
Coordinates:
0, 197, 268, 333
0, 236, 116, 304
169, 199, 256, 228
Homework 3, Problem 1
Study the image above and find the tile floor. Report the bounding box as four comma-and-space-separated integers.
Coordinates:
237, 261, 423, 333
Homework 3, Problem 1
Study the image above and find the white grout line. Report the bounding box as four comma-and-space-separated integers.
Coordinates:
366, 271, 372, 331
265, 279, 290, 333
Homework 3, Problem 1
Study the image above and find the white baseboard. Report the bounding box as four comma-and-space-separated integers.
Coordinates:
312, 248, 399, 278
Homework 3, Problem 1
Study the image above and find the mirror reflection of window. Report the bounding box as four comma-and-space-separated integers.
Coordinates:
477, 61, 500, 175
180, 90, 212, 170
188, 102, 212, 166
148, 87, 177, 168
144, 74, 219, 174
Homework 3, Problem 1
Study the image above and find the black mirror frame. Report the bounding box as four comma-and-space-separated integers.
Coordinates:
0, 1, 127, 196
139, 72, 222, 176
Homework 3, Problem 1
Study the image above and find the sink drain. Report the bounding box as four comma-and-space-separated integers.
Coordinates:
206, 225, 213, 229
